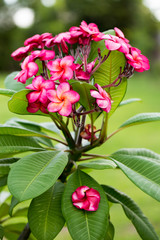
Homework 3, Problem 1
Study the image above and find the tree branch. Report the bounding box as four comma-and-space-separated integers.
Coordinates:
17, 223, 31, 240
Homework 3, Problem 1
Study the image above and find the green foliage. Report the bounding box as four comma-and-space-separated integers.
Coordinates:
110, 148, 160, 201
79, 159, 116, 170
8, 151, 68, 201
28, 182, 65, 240
62, 169, 109, 240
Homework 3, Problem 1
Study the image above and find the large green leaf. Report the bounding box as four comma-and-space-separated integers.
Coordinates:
119, 98, 141, 107
119, 112, 160, 128
28, 182, 65, 240
104, 221, 115, 240
0, 202, 10, 219
4, 72, 33, 91
62, 169, 109, 240
0, 135, 44, 158
109, 148, 160, 201
0, 88, 16, 97
8, 150, 68, 201
102, 185, 159, 240
93, 50, 127, 116
79, 159, 116, 170
8, 90, 47, 116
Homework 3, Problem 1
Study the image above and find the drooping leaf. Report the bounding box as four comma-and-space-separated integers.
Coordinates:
119, 98, 141, 107
4, 72, 33, 91
0, 88, 16, 97
102, 185, 159, 240
62, 169, 109, 240
8, 90, 47, 116
109, 148, 160, 201
104, 221, 115, 240
93, 50, 127, 117
119, 112, 160, 128
28, 182, 65, 240
79, 159, 116, 170
8, 150, 68, 201
0, 135, 45, 158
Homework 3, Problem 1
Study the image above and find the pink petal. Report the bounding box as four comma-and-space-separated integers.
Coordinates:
86, 188, 100, 199
26, 91, 40, 103
39, 88, 48, 104
60, 56, 74, 67
87, 196, 100, 211
58, 99, 72, 116
105, 40, 121, 51
25, 84, 35, 90
73, 200, 90, 210
27, 62, 39, 77
62, 90, 80, 104
61, 66, 73, 81
47, 90, 61, 102
32, 76, 44, 89
57, 82, 70, 99
50, 71, 64, 81
90, 90, 103, 99
102, 101, 112, 113
27, 102, 40, 113
114, 27, 125, 38
74, 186, 90, 199
97, 99, 109, 108
47, 102, 63, 113
40, 50, 55, 61
47, 59, 61, 71
41, 80, 55, 90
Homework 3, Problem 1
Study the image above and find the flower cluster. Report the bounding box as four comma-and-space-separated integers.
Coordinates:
72, 186, 101, 211
11, 21, 150, 119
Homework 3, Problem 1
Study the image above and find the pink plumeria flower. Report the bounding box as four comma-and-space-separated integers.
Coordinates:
72, 186, 100, 211
27, 100, 49, 114
126, 47, 150, 72
24, 33, 53, 48
47, 56, 76, 83
80, 20, 104, 42
26, 76, 55, 104
14, 56, 39, 84
114, 27, 130, 44
47, 82, 80, 116
90, 84, 112, 113
11, 44, 36, 61
104, 34, 130, 54
31, 49, 55, 61
69, 26, 84, 44
80, 124, 97, 141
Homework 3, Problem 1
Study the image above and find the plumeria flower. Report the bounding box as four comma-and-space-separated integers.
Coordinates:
27, 100, 49, 114
114, 27, 130, 44
47, 56, 76, 82
31, 49, 55, 61
26, 76, 55, 104
72, 186, 101, 211
47, 82, 80, 116
11, 44, 36, 61
80, 124, 97, 141
80, 20, 104, 42
24, 33, 53, 48
104, 34, 130, 54
90, 84, 112, 113
126, 47, 150, 72
14, 56, 39, 84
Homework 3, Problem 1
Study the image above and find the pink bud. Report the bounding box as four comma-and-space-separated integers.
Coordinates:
72, 186, 100, 211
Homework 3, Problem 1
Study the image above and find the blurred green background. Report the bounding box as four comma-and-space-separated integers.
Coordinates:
0, 0, 160, 239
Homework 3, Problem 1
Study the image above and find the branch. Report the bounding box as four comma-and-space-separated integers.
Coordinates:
18, 223, 31, 240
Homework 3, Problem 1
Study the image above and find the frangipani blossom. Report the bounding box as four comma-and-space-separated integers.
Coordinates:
31, 50, 55, 61
14, 56, 39, 84
90, 84, 112, 113
27, 100, 49, 114
104, 34, 130, 54
47, 56, 75, 82
11, 44, 36, 61
114, 27, 130, 44
126, 47, 150, 72
24, 33, 53, 48
80, 21, 104, 42
72, 186, 100, 211
26, 76, 55, 104
47, 82, 80, 116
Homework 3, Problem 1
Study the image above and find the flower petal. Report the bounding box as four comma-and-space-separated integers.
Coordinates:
90, 90, 103, 99
58, 99, 72, 116
105, 40, 121, 51
47, 59, 61, 71
60, 56, 74, 67
57, 82, 70, 99
97, 99, 109, 109
26, 91, 41, 103
61, 67, 73, 81
47, 90, 61, 102
47, 102, 63, 113
62, 90, 80, 104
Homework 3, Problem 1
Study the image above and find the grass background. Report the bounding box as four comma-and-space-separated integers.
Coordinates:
0, 72, 160, 240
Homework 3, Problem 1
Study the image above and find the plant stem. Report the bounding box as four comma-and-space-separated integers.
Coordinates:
17, 223, 31, 240
81, 153, 109, 159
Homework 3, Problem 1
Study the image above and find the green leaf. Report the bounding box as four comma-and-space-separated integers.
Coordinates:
0, 202, 10, 219
8, 150, 68, 201
119, 112, 160, 128
62, 169, 109, 240
109, 148, 160, 201
104, 221, 115, 240
0, 175, 8, 187
79, 159, 116, 170
119, 98, 141, 107
0, 224, 4, 239
102, 185, 159, 240
4, 72, 33, 91
28, 182, 65, 240
93, 50, 127, 117
8, 90, 47, 116
0, 157, 19, 175
0, 135, 44, 158
9, 197, 19, 217
0, 88, 16, 97
88, 29, 115, 62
